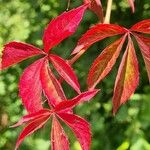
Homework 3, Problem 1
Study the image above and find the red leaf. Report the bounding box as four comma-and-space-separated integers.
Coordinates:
11, 109, 51, 128
84, 0, 104, 22
130, 19, 150, 34
51, 116, 69, 150
128, 0, 135, 13
133, 34, 150, 82
40, 60, 66, 107
19, 58, 45, 113
87, 35, 127, 89
43, 4, 88, 52
55, 89, 99, 112
1, 42, 44, 70
72, 24, 127, 55
49, 54, 80, 94
58, 113, 91, 150
112, 36, 139, 114
15, 115, 50, 150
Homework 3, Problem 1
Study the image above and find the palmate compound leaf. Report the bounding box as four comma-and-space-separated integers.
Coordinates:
51, 116, 69, 150
15, 115, 51, 150
112, 36, 139, 114
40, 60, 66, 107
72, 24, 127, 55
19, 58, 45, 113
87, 34, 127, 89
84, 0, 104, 22
1, 42, 44, 70
43, 4, 88, 52
130, 19, 150, 34
128, 0, 135, 13
49, 54, 81, 94
58, 113, 91, 150
133, 33, 150, 82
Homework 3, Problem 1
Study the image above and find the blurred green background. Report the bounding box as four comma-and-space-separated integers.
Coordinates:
0, 0, 150, 150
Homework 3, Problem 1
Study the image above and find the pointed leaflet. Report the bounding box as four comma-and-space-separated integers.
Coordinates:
72, 24, 127, 55
40, 60, 66, 107
11, 109, 51, 128
55, 89, 99, 112
43, 4, 88, 52
19, 58, 45, 113
58, 113, 91, 150
130, 19, 150, 34
51, 116, 69, 150
15, 115, 50, 150
112, 37, 139, 114
133, 34, 150, 82
128, 0, 135, 13
84, 0, 104, 22
87, 35, 127, 89
49, 54, 80, 94
1, 42, 44, 70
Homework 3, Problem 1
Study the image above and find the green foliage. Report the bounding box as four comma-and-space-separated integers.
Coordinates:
0, 0, 150, 150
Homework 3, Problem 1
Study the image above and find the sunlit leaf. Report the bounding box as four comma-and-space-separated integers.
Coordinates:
112, 36, 139, 114
87, 35, 127, 89
58, 113, 91, 150
11, 109, 51, 128
51, 116, 69, 150
130, 19, 150, 34
72, 24, 127, 55
19, 58, 45, 113
40, 60, 66, 107
15, 115, 50, 150
55, 89, 99, 112
49, 54, 80, 94
43, 4, 88, 52
84, 0, 104, 22
133, 33, 150, 82
1, 42, 44, 70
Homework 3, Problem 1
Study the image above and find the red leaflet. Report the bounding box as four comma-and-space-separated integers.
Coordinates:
128, 0, 135, 13
72, 24, 127, 55
43, 4, 88, 52
15, 115, 50, 150
49, 54, 81, 94
51, 116, 69, 150
40, 60, 66, 107
130, 19, 150, 34
87, 35, 127, 89
133, 34, 150, 82
58, 113, 91, 150
1, 42, 44, 70
11, 109, 51, 128
55, 89, 99, 112
112, 37, 139, 114
84, 0, 104, 22
19, 58, 44, 113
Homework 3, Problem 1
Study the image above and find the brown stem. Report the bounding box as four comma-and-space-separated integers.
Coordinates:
104, 0, 113, 23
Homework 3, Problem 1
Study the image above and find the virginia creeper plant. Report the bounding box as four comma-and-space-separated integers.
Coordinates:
0, 0, 150, 149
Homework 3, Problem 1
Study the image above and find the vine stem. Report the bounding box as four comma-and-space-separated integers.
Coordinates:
104, 0, 113, 23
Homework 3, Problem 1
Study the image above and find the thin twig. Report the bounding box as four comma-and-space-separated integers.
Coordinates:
104, 0, 113, 23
